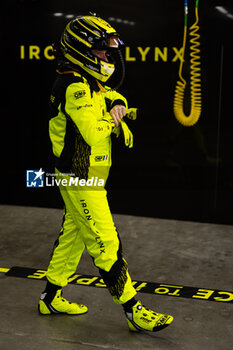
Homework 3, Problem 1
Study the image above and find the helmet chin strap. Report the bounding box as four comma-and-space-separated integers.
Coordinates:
96, 80, 107, 92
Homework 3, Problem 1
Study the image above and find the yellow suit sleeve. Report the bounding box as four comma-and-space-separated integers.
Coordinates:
65, 82, 113, 147
104, 88, 128, 110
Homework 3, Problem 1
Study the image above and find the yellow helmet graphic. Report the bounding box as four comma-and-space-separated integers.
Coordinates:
59, 15, 124, 82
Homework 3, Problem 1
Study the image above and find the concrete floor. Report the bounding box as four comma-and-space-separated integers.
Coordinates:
0, 205, 233, 350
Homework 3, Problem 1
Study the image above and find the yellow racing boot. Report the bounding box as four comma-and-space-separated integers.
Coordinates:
38, 289, 88, 315
125, 301, 173, 332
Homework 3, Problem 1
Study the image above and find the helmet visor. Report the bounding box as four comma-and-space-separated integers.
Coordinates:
93, 36, 124, 50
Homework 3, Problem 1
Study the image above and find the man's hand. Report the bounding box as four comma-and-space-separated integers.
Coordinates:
110, 105, 126, 127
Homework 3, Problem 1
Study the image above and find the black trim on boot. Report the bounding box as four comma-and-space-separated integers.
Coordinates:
42, 281, 62, 304
122, 297, 137, 312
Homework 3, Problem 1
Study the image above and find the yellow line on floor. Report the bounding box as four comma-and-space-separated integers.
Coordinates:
0, 267, 10, 273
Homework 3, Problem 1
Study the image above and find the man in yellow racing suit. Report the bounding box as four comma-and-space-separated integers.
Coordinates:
38, 14, 173, 333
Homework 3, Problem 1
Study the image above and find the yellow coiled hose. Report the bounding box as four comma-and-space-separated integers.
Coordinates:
173, 1, 202, 126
